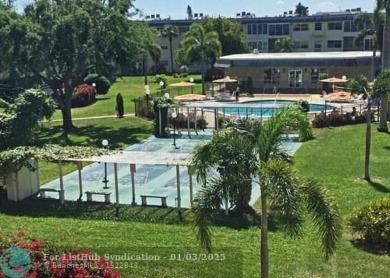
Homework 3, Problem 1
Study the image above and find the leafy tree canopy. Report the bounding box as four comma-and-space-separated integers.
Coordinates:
201, 17, 249, 56
295, 2, 309, 16
0, 0, 155, 130
0, 89, 55, 149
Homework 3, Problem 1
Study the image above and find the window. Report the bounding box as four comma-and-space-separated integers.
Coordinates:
264, 68, 281, 84
248, 41, 268, 50
314, 41, 322, 51
178, 26, 188, 33
314, 22, 322, 31
328, 22, 342, 30
294, 41, 309, 49
327, 40, 342, 48
288, 70, 302, 88
310, 68, 319, 84
268, 24, 289, 36
247, 23, 267, 34
293, 23, 309, 31
364, 39, 373, 50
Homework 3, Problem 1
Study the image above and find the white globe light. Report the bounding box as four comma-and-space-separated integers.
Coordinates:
164, 93, 170, 99
159, 80, 164, 87
190, 77, 194, 83
102, 139, 109, 147
172, 112, 177, 118
144, 85, 150, 90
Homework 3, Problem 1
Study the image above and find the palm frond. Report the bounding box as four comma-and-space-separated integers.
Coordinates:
260, 159, 304, 238
190, 177, 224, 252
300, 179, 342, 259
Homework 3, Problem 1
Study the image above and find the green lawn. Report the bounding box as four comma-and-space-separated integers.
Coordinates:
51, 75, 202, 121
2, 123, 390, 277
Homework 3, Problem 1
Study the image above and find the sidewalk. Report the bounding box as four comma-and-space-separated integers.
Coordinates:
47, 113, 135, 122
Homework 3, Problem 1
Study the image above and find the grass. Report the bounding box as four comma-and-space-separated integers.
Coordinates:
2, 73, 390, 276
50, 75, 202, 121
1, 123, 390, 277
37, 116, 153, 184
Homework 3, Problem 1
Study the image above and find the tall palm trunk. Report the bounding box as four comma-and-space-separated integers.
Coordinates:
364, 95, 372, 180
235, 180, 252, 211
260, 190, 269, 278
377, 93, 389, 132
378, 20, 390, 132
201, 61, 206, 94
169, 38, 174, 73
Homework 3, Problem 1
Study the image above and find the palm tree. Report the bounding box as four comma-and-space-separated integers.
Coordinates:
376, 0, 390, 132
176, 23, 222, 94
143, 42, 161, 85
274, 37, 296, 53
161, 25, 179, 73
345, 75, 372, 180
190, 106, 341, 278
353, 9, 383, 80
295, 2, 309, 16
373, 69, 390, 132
191, 118, 261, 212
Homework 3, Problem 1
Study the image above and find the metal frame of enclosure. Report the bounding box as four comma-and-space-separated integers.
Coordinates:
215, 51, 380, 94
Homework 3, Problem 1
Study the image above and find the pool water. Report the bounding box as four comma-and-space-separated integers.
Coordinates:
194, 99, 329, 118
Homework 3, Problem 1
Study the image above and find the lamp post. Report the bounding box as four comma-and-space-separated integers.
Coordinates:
144, 85, 150, 101
159, 80, 164, 96
102, 139, 109, 189
190, 77, 194, 94
172, 112, 179, 149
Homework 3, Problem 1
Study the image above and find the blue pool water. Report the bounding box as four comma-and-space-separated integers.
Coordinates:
198, 99, 329, 118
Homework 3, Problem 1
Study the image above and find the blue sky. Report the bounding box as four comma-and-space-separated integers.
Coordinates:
17, 1, 375, 19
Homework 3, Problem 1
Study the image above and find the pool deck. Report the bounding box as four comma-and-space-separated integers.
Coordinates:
40, 131, 301, 208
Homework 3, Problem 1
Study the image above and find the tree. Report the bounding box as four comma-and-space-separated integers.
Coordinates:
191, 119, 261, 212
201, 17, 249, 56
116, 93, 124, 118
190, 106, 341, 278
0, 0, 15, 9
0, 89, 55, 149
176, 23, 222, 94
373, 69, 390, 132
274, 37, 296, 52
186, 5, 193, 20
295, 2, 309, 16
161, 24, 179, 73
376, 0, 390, 132
0, 0, 155, 131
354, 9, 384, 80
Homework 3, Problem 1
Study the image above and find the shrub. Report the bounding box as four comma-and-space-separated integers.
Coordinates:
72, 84, 96, 107
0, 231, 120, 277
116, 93, 124, 118
179, 72, 188, 78
173, 73, 180, 78
347, 198, 390, 244
84, 74, 111, 95
295, 99, 310, 112
154, 74, 168, 89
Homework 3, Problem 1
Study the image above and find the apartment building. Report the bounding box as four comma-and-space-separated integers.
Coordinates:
145, 8, 372, 74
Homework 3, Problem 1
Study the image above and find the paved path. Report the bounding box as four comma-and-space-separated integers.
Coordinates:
47, 113, 135, 122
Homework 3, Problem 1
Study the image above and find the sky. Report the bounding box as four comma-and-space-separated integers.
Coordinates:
16, 0, 376, 19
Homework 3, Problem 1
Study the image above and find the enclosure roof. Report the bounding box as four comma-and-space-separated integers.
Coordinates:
66, 151, 192, 166
214, 51, 378, 68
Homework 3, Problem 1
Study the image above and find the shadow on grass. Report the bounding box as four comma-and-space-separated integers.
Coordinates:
37, 124, 150, 149
367, 180, 390, 193
0, 198, 261, 230
383, 145, 390, 151
350, 239, 390, 256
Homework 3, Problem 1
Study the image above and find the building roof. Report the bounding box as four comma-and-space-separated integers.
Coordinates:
215, 51, 378, 68
66, 151, 192, 166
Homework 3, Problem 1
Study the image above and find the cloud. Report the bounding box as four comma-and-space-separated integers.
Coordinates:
312, 1, 338, 12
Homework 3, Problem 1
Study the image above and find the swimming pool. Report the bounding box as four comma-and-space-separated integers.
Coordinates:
187, 99, 331, 118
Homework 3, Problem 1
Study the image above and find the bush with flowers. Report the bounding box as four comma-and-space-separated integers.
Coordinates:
0, 231, 120, 278
72, 84, 96, 107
